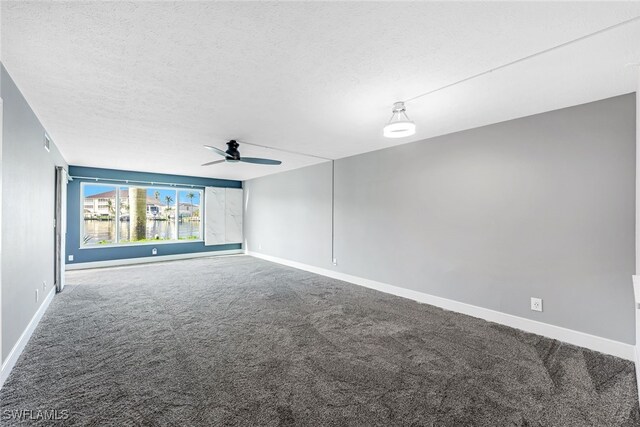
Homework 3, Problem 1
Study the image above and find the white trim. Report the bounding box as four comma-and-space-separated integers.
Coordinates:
66, 249, 244, 270
247, 251, 635, 361
79, 181, 204, 248
635, 346, 640, 406
0, 287, 55, 389
79, 238, 204, 250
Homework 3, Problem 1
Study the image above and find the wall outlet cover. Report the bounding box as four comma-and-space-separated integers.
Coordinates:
35, 289, 39, 302
531, 297, 543, 312
152, 248, 158, 255
68, 255, 74, 262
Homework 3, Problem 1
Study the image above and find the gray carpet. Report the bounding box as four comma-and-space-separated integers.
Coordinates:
1, 255, 638, 426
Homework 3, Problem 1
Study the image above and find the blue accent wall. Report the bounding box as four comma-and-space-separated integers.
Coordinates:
67, 166, 242, 264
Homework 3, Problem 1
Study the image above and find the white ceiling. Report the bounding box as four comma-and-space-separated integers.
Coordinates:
3, 2, 640, 181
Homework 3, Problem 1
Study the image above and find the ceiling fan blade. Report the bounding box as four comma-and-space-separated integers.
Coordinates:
204, 145, 227, 157
240, 157, 282, 165
201, 159, 226, 166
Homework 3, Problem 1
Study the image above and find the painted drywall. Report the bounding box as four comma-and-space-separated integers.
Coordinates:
1, 64, 67, 362
637, 72, 640, 276
244, 93, 636, 345
244, 161, 333, 268
67, 166, 241, 264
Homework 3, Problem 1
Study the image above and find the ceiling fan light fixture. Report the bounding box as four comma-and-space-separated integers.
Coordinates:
383, 101, 416, 138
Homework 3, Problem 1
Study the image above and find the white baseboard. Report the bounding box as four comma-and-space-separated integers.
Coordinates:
632, 275, 640, 404
635, 346, 640, 405
66, 249, 244, 270
0, 287, 55, 389
247, 251, 635, 361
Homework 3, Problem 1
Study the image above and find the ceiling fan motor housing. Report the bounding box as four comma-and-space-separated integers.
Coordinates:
226, 140, 241, 161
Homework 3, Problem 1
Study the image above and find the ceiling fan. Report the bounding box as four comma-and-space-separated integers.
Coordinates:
202, 140, 282, 166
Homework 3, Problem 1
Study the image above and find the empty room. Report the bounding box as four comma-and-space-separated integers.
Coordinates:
2, 1, 640, 425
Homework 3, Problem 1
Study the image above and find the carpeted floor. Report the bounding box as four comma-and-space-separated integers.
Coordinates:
1, 255, 638, 426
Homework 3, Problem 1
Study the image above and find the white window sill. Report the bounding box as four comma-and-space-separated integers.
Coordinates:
80, 239, 205, 249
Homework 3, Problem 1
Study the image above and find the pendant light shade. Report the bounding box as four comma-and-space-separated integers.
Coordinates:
383, 101, 416, 138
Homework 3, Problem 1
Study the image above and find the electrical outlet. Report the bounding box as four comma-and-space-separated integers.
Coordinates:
152, 248, 158, 255
531, 297, 543, 312
332, 258, 338, 266
68, 255, 74, 262
35, 289, 39, 302
258, 243, 262, 250
43, 281, 46, 291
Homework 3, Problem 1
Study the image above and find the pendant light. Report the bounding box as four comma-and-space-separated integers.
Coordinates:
383, 101, 416, 138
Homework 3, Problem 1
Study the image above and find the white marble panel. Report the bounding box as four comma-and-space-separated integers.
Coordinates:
225, 188, 243, 244
204, 187, 226, 245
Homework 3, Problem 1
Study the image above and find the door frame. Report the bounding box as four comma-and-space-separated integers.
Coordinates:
0, 97, 4, 362
54, 166, 67, 292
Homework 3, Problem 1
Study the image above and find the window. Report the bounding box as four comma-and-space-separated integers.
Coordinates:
178, 190, 201, 240
81, 183, 203, 247
82, 184, 117, 245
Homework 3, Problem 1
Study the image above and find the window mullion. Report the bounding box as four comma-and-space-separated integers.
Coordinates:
115, 187, 120, 243
175, 189, 179, 241
199, 190, 203, 241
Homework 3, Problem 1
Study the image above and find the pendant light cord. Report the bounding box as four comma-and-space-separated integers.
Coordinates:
238, 140, 333, 161
403, 15, 640, 105
331, 160, 335, 265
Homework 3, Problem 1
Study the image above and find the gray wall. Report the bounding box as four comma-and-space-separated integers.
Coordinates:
1, 64, 67, 362
244, 161, 333, 268
244, 94, 636, 345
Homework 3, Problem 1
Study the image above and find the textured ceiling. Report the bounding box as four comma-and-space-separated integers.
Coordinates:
3, 2, 640, 181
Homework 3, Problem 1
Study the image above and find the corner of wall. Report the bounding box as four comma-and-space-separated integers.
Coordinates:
633, 275, 640, 405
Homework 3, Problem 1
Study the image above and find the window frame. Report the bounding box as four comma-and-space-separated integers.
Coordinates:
80, 181, 204, 249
